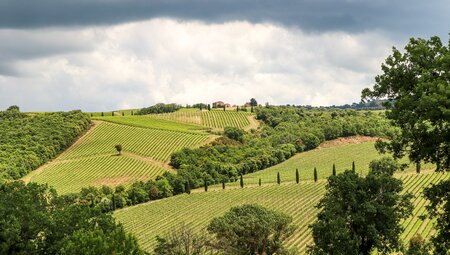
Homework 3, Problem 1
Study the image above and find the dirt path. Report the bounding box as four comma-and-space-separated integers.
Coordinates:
243, 115, 260, 131
317, 135, 382, 149
21, 121, 102, 183
122, 152, 175, 172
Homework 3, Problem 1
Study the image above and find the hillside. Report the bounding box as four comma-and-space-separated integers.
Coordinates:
115, 171, 449, 254
24, 120, 212, 194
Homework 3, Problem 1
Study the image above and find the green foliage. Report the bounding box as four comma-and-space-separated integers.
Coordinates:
296, 168, 299, 184
369, 156, 404, 176
277, 172, 281, 184
0, 181, 143, 254
405, 234, 431, 255
362, 36, 449, 171
313, 167, 317, 182
154, 223, 211, 255
0, 107, 90, 180
207, 204, 296, 255
115, 144, 122, 155
308, 168, 413, 255
224, 126, 245, 142
137, 103, 182, 115
250, 98, 258, 107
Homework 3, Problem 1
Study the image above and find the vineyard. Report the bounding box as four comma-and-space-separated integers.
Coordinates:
233, 140, 435, 187
92, 115, 206, 133
151, 108, 254, 129
25, 121, 211, 194
115, 171, 450, 254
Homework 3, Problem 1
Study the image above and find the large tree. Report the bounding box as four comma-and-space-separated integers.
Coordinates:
361, 36, 449, 171
362, 35, 450, 253
207, 204, 296, 255
308, 161, 412, 255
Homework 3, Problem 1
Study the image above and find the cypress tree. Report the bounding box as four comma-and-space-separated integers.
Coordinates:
112, 193, 116, 211
122, 112, 124, 116
101, 112, 104, 116
90, 113, 93, 117
277, 172, 281, 185
204, 179, 208, 192
416, 162, 421, 174
237, 106, 239, 112
251, 105, 254, 113
332, 163, 336, 176
314, 167, 318, 183
208, 104, 211, 111
240, 174, 244, 188
112, 111, 114, 116
352, 161, 356, 173
131, 110, 134, 115
223, 105, 226, 111
259, 178, 262, 186
222, 180, 225, 190
296, 168, 299, 184
185, 182, 191, 194
200, 104, 202, 110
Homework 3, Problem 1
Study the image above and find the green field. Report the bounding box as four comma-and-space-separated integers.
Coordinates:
92, 115, 207, 133
152, 108, 254, 129
26, 121, 211, 194
233, 141, 435, 187
115, 171, 449, 254
89, 109, 139, 117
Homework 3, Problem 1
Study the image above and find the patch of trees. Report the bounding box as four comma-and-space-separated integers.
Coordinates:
136, 103, 182, 115
0, 106, 91, 181
0, 181, 144, 254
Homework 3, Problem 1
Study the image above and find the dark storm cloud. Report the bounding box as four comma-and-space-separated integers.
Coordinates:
1, 0, 448, 36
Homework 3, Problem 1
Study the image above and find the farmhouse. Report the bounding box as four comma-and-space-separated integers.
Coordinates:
212, 101, 231, 108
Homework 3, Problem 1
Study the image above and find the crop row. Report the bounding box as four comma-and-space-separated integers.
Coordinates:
32, 154, 167, 194
59, 122, 209, 161
115, 172, 449, 254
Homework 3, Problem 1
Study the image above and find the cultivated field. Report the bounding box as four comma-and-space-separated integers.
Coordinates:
151, 108, 254, 129
25, 120, 211, 194
115, 171, 449, 254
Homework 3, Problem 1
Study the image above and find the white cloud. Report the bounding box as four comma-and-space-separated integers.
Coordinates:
0, 19, 395, 111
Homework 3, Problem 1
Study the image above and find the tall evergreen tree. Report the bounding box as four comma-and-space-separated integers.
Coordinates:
352, 161, 356, 173
314, 167, 318, 183
240, 174, 244, 188
259, 178, 262, 187
222, 180, 225, 190
207, 104, 211, 111
277, 172, 281, 185
121, 112, 124, 116
296, 168, 299, 184
185, 182, 191, 194
112, 111, 114, 116
204, 179, 208, 192
101, 112, 104, 116
416, 162, 421, 174
112, 193, 116, 211
332, 163, 336, 176
223, 105, 226, 111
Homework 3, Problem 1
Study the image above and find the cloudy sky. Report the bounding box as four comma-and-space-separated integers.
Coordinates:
0, 1, 449, 111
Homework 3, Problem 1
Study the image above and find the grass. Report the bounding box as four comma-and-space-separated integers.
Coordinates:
151, 108, 253, 129
115, 171, 449, 254
92, 115, 207, 133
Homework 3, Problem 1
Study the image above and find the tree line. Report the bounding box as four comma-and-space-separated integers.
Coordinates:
0, 106, 91, 181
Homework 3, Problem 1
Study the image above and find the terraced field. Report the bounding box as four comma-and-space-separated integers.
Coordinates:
152, 109, 254, 129
115, 171, 449, 254
26, 121, 211, 194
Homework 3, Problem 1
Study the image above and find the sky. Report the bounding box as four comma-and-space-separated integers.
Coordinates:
0, 0, 449, 111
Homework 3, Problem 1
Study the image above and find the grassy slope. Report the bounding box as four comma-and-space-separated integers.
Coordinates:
115, 171, 449, 254
26, 121, 211, 194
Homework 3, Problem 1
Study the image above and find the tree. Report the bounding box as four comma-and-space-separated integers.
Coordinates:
101, 112, 104, 116
250, 98, 258, 107
114, 144, 122, 155
208, 104, 211, 111
332, 164, 336, 176
405, 234, 431, 255
362, 35, 450, 252
277, 172, 281, 185
308, 162, 413, 255
416, 162, 421, 174
240, 174, 244, 188
259, 178, 262, 186
222, 180, 225, 190
154, 223, 211, 255
204, 179, 208, 192
352, 161, 356, 173
224, 127, 245, 143
207, 204, 296, 255
296, 168, 299, 184
313, 167, 318, 182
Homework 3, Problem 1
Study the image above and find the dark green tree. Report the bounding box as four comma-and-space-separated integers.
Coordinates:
308, 163, 413, 255
207, 204, 296, 255
296, 168, 299, 184
352, 161, 356, 173
222, 180, 225, 190
207, 104, 211, 111
114, 144, 122, 155
101, 112, 104, 116
313, 167, 318, 183
250, 98, 258, 107
259, 178, 262, 187
121, 112, 124, 116
332, 163, 336, 176
405, 234, 431, 255
277, 172, 281, 185
416, 162, 421, 174
362, 35, 450, 252
240, 174, 244, 188
224, 127, 245, 143
204, 179, 208, 192
154, 223, 211, 255
185, 181, 191, 194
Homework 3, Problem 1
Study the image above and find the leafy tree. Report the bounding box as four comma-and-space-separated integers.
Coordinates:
368, 156, 404, 176
250, 98, 258, 107
405, 234, 431, 255
224, 127, 245, 143
362, 35, 450, 252
207, 204, 296, 255
154, 223, 212, 255
308, 163, 413, 255
115, 144, 123, 155
296, 168, 299, 184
